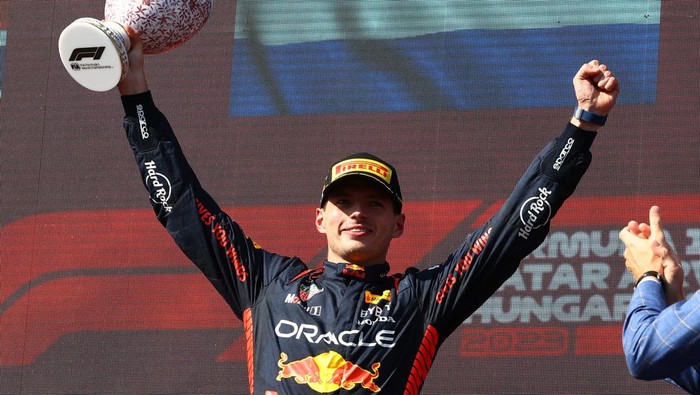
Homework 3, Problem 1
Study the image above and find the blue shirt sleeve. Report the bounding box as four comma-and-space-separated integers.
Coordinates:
623, 281, 700, 393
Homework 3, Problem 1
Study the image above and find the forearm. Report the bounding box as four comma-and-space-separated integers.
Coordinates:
501, 122, 596, 231
120, 91, 250, 312
481, 122, 597, 264
624, 283, 700, 379
430, 122, 597, 333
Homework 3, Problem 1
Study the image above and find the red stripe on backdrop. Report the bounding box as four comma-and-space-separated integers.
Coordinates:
1, 201, 481, 302
574, 325, 624, 355
0, 205, 325, 302
0, 274, 237, 365
0, 201, 479, 366
1, 196, 694, 365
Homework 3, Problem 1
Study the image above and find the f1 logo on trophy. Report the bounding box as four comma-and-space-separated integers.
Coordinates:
58, 0, 212, 92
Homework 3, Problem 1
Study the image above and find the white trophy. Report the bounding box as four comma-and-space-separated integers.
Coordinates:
58, 0, 212, 92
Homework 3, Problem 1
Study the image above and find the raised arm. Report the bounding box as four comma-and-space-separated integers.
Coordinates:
416, 60, 619, 335
115, 27, 301, 319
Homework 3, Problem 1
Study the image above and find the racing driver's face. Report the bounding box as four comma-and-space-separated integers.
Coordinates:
316, 177, 405, 266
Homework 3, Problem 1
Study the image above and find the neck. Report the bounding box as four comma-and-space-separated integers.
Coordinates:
325, 254, 387, 267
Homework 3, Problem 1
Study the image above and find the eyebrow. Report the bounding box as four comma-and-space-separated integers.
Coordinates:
329, 189, 391, 201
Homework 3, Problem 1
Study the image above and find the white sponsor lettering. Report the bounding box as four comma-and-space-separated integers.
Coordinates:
274, 320, 395, 348
144, 161, 173, 213
306, 306, 322, 316
283, 294, 323, 316
553, 138, 575, 170
357, 316, 396, 326
518, 187, 552, 240
136, 104, 149, 139
358, 305, 395, 326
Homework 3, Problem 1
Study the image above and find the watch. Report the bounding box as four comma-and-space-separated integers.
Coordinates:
634, 270, 663, 289
573, 107, 607, 126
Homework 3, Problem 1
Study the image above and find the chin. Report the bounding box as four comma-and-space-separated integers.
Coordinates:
345, 251, 384, 265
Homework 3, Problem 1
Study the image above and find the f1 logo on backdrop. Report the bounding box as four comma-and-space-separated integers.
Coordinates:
0, 195, 698, 365
0, 200, 471, 366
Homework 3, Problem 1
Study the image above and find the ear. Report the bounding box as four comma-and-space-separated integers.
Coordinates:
393, 213, 405, 238
315, 207, 327, 234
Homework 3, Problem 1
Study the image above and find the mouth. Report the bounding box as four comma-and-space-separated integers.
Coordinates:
342, 225, 372, 236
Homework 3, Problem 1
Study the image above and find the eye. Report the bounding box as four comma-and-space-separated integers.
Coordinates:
369, 200, 385, 208
334, 198, 350, 206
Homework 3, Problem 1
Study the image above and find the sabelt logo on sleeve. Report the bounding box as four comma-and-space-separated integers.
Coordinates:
332, 159, 391, 184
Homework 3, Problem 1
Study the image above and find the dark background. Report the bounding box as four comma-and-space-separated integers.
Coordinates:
1, 1, 698, 394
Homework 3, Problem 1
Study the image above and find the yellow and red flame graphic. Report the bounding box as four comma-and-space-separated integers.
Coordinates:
277, 351, 381, 392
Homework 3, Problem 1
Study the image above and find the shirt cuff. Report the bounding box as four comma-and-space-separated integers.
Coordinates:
121, 91, 156, 118
563, 123, 598, 151
637, 276, 663, 287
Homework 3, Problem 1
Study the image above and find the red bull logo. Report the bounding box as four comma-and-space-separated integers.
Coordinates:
341, 263, 366, 279
276, 351, 381, 392
364, 289, 391, 304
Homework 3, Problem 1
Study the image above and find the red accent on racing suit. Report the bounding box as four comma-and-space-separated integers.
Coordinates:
122, 91, 596, 394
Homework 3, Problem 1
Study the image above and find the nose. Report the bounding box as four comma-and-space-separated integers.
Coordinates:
347, 203, 367, 220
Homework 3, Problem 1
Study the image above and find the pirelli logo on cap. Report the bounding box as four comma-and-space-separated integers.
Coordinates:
332, 159, 392, 184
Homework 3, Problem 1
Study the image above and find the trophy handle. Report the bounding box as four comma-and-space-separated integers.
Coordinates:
58, 18, 131, 92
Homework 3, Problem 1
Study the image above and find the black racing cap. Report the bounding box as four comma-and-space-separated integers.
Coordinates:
320, 153, 403, 212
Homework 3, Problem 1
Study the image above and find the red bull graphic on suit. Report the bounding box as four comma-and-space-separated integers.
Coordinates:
277, 351, 381, 392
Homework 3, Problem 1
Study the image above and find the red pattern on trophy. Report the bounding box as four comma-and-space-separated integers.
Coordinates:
105, 0, 212, 54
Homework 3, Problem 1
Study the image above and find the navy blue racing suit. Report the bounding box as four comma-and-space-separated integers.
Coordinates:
122, 91, 596, 394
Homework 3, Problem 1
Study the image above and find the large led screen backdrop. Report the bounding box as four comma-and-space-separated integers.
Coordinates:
1, 1, 698, 394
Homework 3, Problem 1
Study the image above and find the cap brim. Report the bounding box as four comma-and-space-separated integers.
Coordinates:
320, 172, 402, 209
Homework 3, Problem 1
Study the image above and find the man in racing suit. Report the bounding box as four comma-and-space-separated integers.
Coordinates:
117, 29, 619, 394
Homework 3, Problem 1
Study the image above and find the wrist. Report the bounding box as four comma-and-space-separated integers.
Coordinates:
572, 107, 607, 130
634, 271, 664, 289
570, 117, 601, 132
118, 72, 149, 96
121, 90, 154, 117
